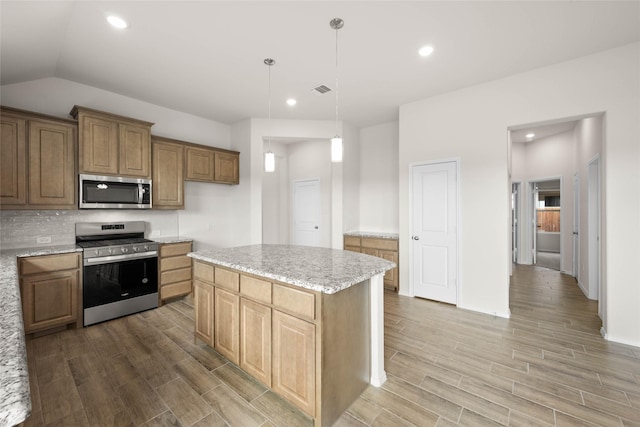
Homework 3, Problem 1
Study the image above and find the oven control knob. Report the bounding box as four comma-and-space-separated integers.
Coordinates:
143, 245, 150, 252
121, 247, 129, 254
133, 246, 140, 252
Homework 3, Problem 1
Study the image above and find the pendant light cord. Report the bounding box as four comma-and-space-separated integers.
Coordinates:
268, 62, 272, 152
334, 25, 339, 136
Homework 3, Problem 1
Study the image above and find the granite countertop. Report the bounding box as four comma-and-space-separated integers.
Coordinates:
188, 244, 396, 294
152, 236, 194, 244
344, 231, 399, 240
0, 244, 82, 426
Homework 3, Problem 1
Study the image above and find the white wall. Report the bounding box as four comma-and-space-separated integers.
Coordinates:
246, 118, 355, 249
359, 121, 399, 233
262, 140, 289, 244
0, 77, 247, 250
399, 42, 640, 346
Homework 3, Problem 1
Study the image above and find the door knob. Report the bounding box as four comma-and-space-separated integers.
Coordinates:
315, 226, 319, 229
412, 236, 420, 240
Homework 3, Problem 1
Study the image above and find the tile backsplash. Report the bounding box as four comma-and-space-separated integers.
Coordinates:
0, 210, 179, 250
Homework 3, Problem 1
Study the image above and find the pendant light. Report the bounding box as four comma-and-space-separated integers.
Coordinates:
264, 58, 276, 172
330, 18, 344, 163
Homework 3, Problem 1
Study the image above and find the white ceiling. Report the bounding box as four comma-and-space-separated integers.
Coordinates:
510, 120, 578, 144
1, 1, 639, 128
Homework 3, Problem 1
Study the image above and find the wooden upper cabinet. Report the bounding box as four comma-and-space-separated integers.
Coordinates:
152, 137, 184, 209
1, 107, 76, 210
28, 120, 76, 207
71, 106, 153, 178
214, 151, 239, 184
0, 114, 27, 205
120, 123, 151, 177
185, 145, 239, 185
185, 146, 215, 182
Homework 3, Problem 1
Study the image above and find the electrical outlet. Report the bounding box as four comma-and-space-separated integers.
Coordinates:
36, 236, 52, 244
150, 230, 160, 237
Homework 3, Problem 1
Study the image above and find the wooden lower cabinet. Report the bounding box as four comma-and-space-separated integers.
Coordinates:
194, 279, 214, 346
240, 298, 271, 386
214, 288, 240, 364
159, 241, 192, 302
272, 309, 316, 416
345, 234, 399, 291
19, 252, 81, 334
193, 259, 370, 427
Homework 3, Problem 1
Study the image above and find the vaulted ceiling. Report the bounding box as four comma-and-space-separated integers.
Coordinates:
1, 1, 639, 128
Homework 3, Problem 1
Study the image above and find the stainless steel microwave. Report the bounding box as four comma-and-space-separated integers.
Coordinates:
79, 174, 152, 209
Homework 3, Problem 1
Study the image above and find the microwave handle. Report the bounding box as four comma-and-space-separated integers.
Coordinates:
138, 184, 144, 203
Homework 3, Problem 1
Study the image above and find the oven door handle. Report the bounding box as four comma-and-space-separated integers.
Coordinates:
84, 251, 158, 266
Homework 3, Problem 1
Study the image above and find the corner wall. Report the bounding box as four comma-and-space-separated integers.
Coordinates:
399, 43, 640, 345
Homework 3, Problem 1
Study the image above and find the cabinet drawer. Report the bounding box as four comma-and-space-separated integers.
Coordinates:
193, 261, 214, 283
215, 267, 239, 292
161, 255, 191, 272
240, 275, 272, 304
344, 246, 361, 253
362, 237, 398, 251
20, 252, 80, 275
160, 242, 192, 257
343, 235, 361, 248
273, 284, 315, 321
161, 267, 191, 285
160, 280, 192, 300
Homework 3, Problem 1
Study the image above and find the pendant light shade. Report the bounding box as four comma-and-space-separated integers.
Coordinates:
331, 136, 343, 162
330, 18, 343, 163
264, 58, 275, 172
264, 151, 275, 172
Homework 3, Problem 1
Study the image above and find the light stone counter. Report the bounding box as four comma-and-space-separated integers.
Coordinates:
152, 236, 194, 245
343, 231, 399, 240
188, 244, 396, 295
0, 245, 82, 426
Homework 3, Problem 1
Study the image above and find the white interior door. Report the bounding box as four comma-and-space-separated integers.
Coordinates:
512, 183, 520, 264
531, 183, 539, 264
588, 157, 600, 300
411, 161, 458, 304
292, 179, 320, 247
573, 173, 580, 279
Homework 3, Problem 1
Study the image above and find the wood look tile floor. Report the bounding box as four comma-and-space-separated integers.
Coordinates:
23, 264, 640, 427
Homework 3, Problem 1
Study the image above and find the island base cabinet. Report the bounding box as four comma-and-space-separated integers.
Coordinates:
194, 280, 214, 346
272, 310, 316, 417
214, 288, 240, 365
240, 298, 271, 387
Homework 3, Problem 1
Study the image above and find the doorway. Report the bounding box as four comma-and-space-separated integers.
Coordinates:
512, 182, 521, 264
409, 160, 459, 304
530, 178, 562, 271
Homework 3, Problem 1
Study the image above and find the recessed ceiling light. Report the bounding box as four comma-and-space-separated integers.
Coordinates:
286, 98, 297, 106
107, 15, 129, 29
526, 133, 535, 139
418, 45, 434, 57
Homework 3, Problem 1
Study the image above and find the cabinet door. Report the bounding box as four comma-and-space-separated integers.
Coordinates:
80, 114, 119, 175
215, 288, 240, 364
185, 147, 215, 182
272, 310, 315, 416
0, 115, 27, 205
214, 151, 239, 184
194, 279, 214, 346
240, 298, 271, 386
119, 122, 151, 178
21, 270, 78, 333
361, 247, 378, 257
28, 120, 76, 207
379, 249, 399, 289
152, 140, 184, 208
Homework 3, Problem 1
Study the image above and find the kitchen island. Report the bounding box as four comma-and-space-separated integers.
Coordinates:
188, 244, 394, 427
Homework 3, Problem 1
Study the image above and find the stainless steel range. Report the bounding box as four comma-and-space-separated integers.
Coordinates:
76, 221, 158, 326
